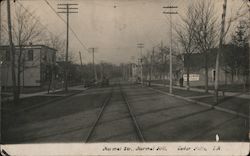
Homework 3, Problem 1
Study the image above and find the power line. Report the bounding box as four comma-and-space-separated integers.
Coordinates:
44, 0, 89, 52
15, 1, 58, 37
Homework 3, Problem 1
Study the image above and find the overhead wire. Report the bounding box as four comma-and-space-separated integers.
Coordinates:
44, 0, 89, 52
15, 1, 60, 38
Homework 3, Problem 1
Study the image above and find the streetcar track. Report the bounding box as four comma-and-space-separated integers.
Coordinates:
119, 84, 145, 142
84, 86, 114, 142
10, 107, 236, 143
84, 82, 145, 142
4, 83, 247, 143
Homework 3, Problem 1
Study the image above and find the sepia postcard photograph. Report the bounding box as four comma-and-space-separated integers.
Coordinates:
0, 0, 249, 155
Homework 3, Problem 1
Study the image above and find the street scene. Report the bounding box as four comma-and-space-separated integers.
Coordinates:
0, 0, 249, 146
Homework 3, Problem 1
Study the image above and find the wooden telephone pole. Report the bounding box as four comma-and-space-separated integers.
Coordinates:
0, 0, 2, 145
6, 0, 17, 102
163, 5, 178, 94
79, 51, 83, 67
0, 0, 1, 45
58, 3, 78, 91
89, 48, 97, 81
149, 47, 155, 86
215, 0, 227, 104
79, 51, 84, 84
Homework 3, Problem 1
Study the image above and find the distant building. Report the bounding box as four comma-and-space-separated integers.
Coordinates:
131, 62, 141, 82
183, 45, 249, 86
0, 45, 56, 87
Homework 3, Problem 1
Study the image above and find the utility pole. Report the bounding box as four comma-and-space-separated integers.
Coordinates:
89, 48, 97, 81
6, 0, 17, 103
79, 51, 83, 67
149, 47, 155, 86
57, 3, 78, 91
79, 51, 84, 84
215, 0, 227, 104
0, 2, 1, 145
137, 43, 144, 86
101, 62, 104, 81
0, 0, 1, 46
163, 5, 178, 94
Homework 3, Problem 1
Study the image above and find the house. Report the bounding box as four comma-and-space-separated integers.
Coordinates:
0, 45, 56, 87
183, 45, 249, 87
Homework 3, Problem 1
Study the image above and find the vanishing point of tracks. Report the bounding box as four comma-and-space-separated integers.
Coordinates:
85, 83, 145, 142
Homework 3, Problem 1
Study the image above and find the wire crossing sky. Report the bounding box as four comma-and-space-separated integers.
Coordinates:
1, 0, 248, 64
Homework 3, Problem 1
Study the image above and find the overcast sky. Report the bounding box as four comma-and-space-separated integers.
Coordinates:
1, 0, 248, 64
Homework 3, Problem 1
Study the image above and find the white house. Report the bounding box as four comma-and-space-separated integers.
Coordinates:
0, 45, 56, 87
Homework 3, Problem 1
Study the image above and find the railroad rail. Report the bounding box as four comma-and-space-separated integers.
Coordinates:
84, 82, 145, 142
84, 86, 114, 142
119, 84, 145, 142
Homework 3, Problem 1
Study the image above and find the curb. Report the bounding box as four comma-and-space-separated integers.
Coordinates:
149, 87, 249, 119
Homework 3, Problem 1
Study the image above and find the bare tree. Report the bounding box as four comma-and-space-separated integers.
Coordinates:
45, 32, 66, 61
230, 21, 249, 91
11, 5, 44, 100
191, 0, 218, 93
175, 4, 198, 90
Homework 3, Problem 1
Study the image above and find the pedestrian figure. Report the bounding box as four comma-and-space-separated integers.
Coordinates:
179, 76, 184, 87
216, 134, 219, 142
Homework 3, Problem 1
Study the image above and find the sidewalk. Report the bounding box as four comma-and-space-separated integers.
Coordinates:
150, 83, 249, 119
152, 82, 250, 99
2, 85, 87, 102
2, 85, 88, 114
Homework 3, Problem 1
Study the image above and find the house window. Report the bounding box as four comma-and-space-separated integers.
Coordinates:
27, 50, 33, 61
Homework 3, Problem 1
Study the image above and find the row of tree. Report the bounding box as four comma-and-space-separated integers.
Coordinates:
138, 0, 249, 93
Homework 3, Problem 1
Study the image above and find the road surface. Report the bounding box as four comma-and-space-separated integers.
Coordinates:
2, 80, 249, 143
